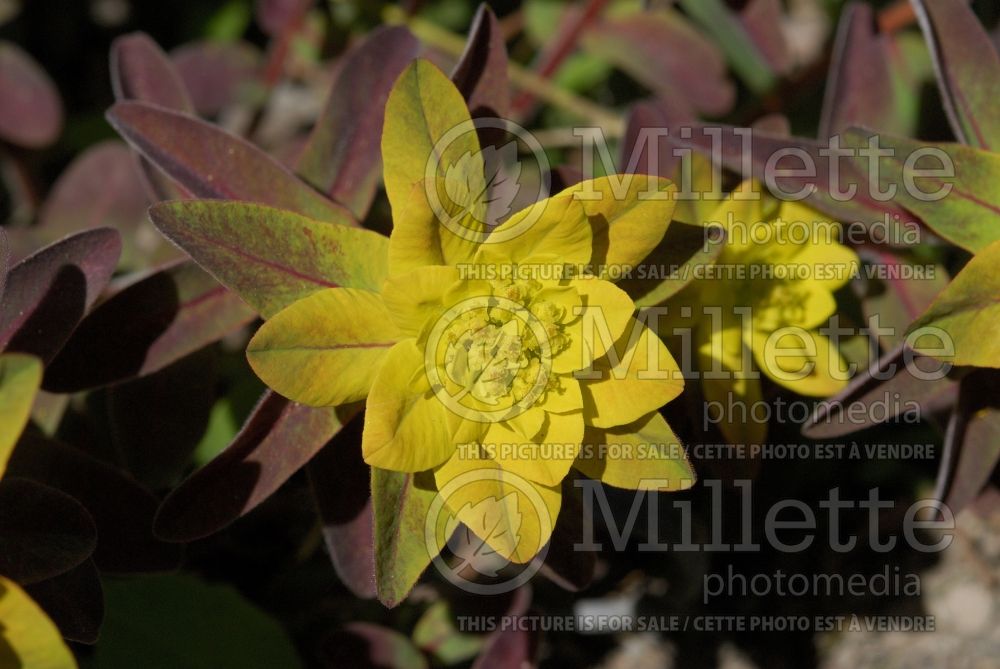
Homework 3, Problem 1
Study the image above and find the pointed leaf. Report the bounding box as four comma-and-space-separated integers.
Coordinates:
171, 41, 262, 117
913, 0, 1000, 150
305, 418, 376, 599
154, 392, 360, 542
908, 239, 1000, 367
8, 435, 183, 574
297, 26, 419, 218
0, 228, 121, 363
451, 4, 510, 120
0, 576, 76, 668
0, 41, 62, 148
0, 352, 42, 476
110, 32, 194, 113
44, 261, 255, 392
372, 468, 438, 607
320, 623, 428, 669
107, 102, 353, 222
0, 477, 97, 585
148, 200, 387, 318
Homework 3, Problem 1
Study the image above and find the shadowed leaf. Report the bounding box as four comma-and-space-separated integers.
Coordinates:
0, 353, 41, 476
372, 468, 438, 607
154, 392, 360, 542
110, 32, 194, 113
583, 9, 734, 117
412, 601, 484, 665
44, 261, 255, 392
297, 26, 419, 218
148, 200, 387, 318
8, 435, 183, 574
0, 41, 62, 148
451, 5, 509, 122
306, 416, 376, 599
0, 576, 76, 667
171, 41, 262, 117
107, 102, 353, 222
0, 228, 121, 363
912, 0, 1000, 150
320, 623, 428, 669
803, 345, 957, 439
25, 559, 103, 645
538, 479, 595, 591
0, 477, 96, 585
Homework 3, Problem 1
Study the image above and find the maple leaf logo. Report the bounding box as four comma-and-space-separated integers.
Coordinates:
443, 140, 522, 229
444, 492, 522, 578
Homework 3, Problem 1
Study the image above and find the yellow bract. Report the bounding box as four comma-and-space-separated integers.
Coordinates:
248, 59, 694, 562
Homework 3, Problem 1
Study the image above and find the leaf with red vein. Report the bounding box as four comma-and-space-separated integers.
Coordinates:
107, 102, 354, 223
296, 26, 419, 218
0, 228, 121, 363
0, 41, 63, 148
149, 200, 388, 318
912, 0, 1000, 151
154, 392, 360, 542
43, 261, 254, 392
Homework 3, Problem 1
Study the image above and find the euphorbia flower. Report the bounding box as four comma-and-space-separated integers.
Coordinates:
662, 184, 858, 444
247, 60, 693, 562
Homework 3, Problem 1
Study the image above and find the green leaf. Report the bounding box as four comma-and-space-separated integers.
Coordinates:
381, 59, 483, 219
0, 352, 42, 476
149, 200, 389, 318
908, 239, 1000, 368
844, 128, 1000, 254
913, 0, 1000, 151
0, 576, 76, 669
371, 468, 439, 607
412, 601, 485, 665
83, 574, 301, 669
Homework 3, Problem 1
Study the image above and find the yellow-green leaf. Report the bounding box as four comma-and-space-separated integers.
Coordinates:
0, 353, 42, 477
0, 576, 77, 669
247, 289, 402, 406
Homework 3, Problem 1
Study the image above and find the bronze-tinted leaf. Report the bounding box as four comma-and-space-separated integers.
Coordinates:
44, 261, 255, 392
171, 41, 262, 117
296, 26, 419, 218
936, 371, 1000, 514
7, 435, 183, 574
451, 5, 510, 122
106, 102, 354, 222
25, 558, 103, 645
0, 228, 121, 363
110, 32, 194, 113
306, 416, 376, 599
0, 477, 96, 585
0, 41, 62, 148
320, 623, 428, 669
154, 392, 360, 542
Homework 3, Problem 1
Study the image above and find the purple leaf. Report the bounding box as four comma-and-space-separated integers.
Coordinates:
802, 345, 957, 439
107, 102, 354, 222
451, 5, 510, 121
256, 0, 311, 36
912, 0, 1000, 150
0, 228, 121, 363
739, 0, 791, 75
296, 26, 419, 218
0, 477, 97, 585
306, 417, 376, 599
44, 260, 255, 392
110, 32, 194, 113
154, 392, 360, 542
0, 41, 63, 148
819, 3, 898, 138
171, 41, 262, 117
25, 559, 104, 645
320, 623, 428, 669
8, 434, 183, 574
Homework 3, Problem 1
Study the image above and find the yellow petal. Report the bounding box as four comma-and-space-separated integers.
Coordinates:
751, 329, 850, 397
433, 448, 561, 563
0, 353, 42, 478
576, 411, 695, 491
558, 278, 636, 373
0, 576, 77, 669
474, 183, 594, 267
541, 375, 583, 414
363, 340, 455, 472
484, 410, 583, 486
579, 321, 684, 428
753, 283, 837, 331
381, 266, 461, 335
570, 175, 676, 271
697, 326, 767, 445
247, 288, 401, 406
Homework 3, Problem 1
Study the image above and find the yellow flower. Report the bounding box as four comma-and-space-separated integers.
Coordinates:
246, 60, 694, 562
663, 185, 858, 445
